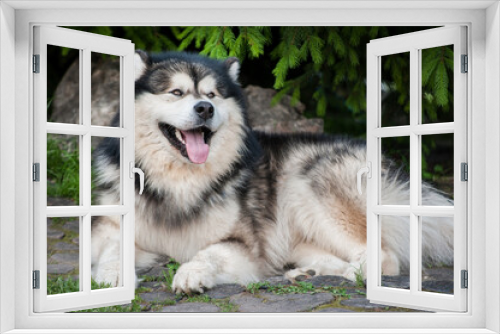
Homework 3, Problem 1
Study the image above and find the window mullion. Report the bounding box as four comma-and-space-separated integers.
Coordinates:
81, 48, 92, 294
409, 48, 420, 294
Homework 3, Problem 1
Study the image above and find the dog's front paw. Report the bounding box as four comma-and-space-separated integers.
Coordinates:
171, 261, 216, 295
94, 261, 121, 287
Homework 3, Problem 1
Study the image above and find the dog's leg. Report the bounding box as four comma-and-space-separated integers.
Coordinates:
91, 216, 122, 287
171, 241, 262, 294
285, 243, 353, 281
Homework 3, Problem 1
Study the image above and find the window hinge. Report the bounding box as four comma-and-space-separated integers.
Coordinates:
461, 270, 468, 289
461, 54, 468, 73
33, 54, 40, 73
33, 163, 40, 182
33, 270, 40, 289
461, 162, 468, 181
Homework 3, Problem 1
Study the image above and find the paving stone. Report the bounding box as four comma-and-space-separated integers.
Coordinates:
266, 276, 292, 286
421, 280, 453, 294
48, 263, 75, 274
230, 292, 334, 313
340, 298, 389, 310
53, 242, 79, 251
315, 307, 356, 313
422, 267, 454, 281
206, 284, 245, 299
50, 252, 79, 263
139, 291, 176, 303
63, 220, 80, 233
143, 266, 170, 278
72, 238, 79, 245
156, 302, 220, 313
139, 281, 163, 289
306, 275, 356, 288
381, 275, 410, 289
47, 229, 65, 240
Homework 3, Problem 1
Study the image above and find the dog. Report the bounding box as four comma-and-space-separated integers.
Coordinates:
91, 51, 454, 294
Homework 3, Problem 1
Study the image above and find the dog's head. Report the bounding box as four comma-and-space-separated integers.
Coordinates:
134, 51, 248, 168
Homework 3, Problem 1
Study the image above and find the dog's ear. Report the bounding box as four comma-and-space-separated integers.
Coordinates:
224, 57, 240, 84
134, 50, 150, 81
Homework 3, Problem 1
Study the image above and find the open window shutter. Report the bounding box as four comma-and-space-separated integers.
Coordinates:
366, 26, 467, 312
33, 26, 135, 312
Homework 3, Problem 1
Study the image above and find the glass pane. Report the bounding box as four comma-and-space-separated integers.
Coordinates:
47, 45, 80, 124
380, 215, 410, 290
47, 134, 80, 206
47, 217, 80, 295
91, 137, 121, 205
381, 52, 410, 127
380, 136, 410, 205
421, 216, 454, 295
91, 216, 122, 289
421, 134, 454, 205
421, 45, 454, 124
91, 52, 120, 127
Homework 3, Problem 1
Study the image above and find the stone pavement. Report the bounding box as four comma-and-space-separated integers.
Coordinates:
47, 214, 454, 313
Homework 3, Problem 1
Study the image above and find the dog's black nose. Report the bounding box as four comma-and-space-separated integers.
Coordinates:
194, 101, 214, 120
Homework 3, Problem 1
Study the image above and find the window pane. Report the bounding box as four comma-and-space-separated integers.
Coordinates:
91, 52, 120, 127
47, 134, 80, 206
47, 45, 80, 124
47, 217, 80, 295
380, 215, 410, 290
91, 215, 122, 289
381, 52, 410, 127
421, 134, 454, 205
421, 45, 454, 124
420, 216, 454, 295
380, 136, 410, 205
91, 137, 121, 205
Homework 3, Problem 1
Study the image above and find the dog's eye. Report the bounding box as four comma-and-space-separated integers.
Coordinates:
207, 92, 216, 99
170, 89, 183, 97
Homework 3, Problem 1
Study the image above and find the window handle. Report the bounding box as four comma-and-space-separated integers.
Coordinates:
129, 162, 145, 195
357, 162, 372, 195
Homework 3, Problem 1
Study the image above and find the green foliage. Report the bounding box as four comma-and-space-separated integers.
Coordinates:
46, 134, 80, 203
47, 276, 113, 295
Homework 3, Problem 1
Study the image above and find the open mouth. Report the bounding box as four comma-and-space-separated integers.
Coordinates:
158, 122, 215, 164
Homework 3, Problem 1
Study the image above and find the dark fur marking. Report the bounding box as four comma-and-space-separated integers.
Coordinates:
219, 236, 250, 250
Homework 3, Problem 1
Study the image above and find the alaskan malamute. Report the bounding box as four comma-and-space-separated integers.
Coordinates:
91, 51, 453, 294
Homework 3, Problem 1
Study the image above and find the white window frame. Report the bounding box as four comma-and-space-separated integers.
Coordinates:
0, 1, 499, 333
33, 25, 136, 312
366, 26, 467, 312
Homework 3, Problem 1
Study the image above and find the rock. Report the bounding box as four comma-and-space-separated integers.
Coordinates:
340, 298, 390, 310
51, 55, 120, 128
421, 280, 454, 294
50, 252, 79, 263
381, 275, 410, 289
230, 292, 334, 312
53, 242, 79, 251
47, 229, 65, 240
48, 263, 75, 274
143, 266, 169, 278
305, 275, 356, 288
157, 302, 220, 313
62, 220, 80, 233
72, 238, 79, 245
244, 85, 323, 133
47, 197, 76, 206
315, 307, 356, 313
206, 284, 245, 299
139, 291, 176, 303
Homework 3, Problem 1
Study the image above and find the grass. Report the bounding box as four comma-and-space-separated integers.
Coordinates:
246, 280, 351, 298
47, 276, 123, 295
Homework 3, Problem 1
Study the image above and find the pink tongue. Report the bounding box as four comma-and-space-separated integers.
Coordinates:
181, 130, 210, 164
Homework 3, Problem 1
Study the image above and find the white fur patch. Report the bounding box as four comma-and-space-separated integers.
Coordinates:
227, 61, 240, 83
134, 53, 147, 80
